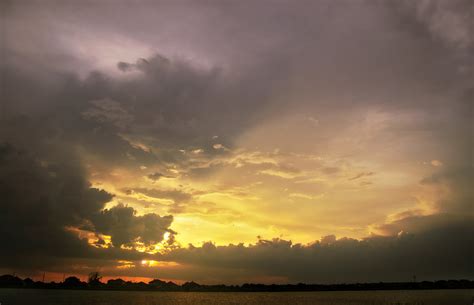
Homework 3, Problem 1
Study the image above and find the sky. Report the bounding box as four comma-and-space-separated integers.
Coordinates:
0, 0, 472, 284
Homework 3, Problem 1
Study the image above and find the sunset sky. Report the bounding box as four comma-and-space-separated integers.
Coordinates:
1, 0, 472, 284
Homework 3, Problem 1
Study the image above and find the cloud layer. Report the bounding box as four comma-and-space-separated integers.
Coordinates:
1, 0, 472, 283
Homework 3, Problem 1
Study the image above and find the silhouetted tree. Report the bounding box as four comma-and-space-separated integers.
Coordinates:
64, 276, 83, 288
107, 278, 126, 288
23, 278, 34, 287
88, 272, 102, 287
182, 281, 201, 291
0, 274, 23, 287
149, 279, 166, 287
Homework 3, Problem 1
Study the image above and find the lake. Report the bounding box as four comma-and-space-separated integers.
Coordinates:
0, 288, 472, 305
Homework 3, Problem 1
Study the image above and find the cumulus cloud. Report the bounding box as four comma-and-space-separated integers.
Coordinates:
149, 218, 472, 283
89, 204, 174, 247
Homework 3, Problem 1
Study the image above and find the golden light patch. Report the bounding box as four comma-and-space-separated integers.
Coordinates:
124, 189, 174, 205
141, 260, 180, 267
65, 226, 113, 249
259, 169, 299, 179
289, 192, 324, 200
118, 232, 177, 254
117, 260, 135, 269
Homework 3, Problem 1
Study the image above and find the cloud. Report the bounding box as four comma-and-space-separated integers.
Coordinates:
147, 172, 165, 181
0, 143, 174, 271
420, 165, 473, 213
399, 0, 473, 52
348, 171, 375, 181
125, 188, 193, 205
152, 217, 472, 284
89, 204, 174, 247
0, 143, 110, 267
212, 144, 225, 150
1, 0, 472, 283
82, 98, 134, 130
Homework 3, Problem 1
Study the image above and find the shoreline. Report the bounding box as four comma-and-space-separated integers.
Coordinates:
1, 274, 473, 293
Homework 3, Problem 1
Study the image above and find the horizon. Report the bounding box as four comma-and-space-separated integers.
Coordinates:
3, 273, 474, 287
1, 0, 472, 285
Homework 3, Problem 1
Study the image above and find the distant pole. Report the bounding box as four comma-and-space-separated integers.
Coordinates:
413, 275, 416, 283
42, 272, 45, 283
63, 274, 65, 282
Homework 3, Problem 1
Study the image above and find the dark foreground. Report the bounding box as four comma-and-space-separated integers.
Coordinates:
1, 274, 473, 292
1, 288, 473, 305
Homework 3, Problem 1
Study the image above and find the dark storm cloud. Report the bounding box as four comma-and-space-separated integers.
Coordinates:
0, 143, 106, 267
2, 50, 281, 165
0, 143, 174, 270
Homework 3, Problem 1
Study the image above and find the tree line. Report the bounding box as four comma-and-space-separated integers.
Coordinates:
1, 273, 473, 292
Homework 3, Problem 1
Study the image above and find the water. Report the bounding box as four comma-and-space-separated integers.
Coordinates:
0, 288, 472, 305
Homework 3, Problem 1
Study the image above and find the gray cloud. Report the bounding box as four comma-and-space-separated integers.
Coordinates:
1, 50, 279, 166
398, 0, 473, 53
82, 98, 134, 130
0, 143, 109, 266
420, 165, 473, 214
3, 0, 470, 161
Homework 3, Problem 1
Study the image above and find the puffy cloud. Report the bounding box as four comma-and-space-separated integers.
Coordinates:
147, 217, 472, 284
13, 215, 469, 284
89, 204, 174, 247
